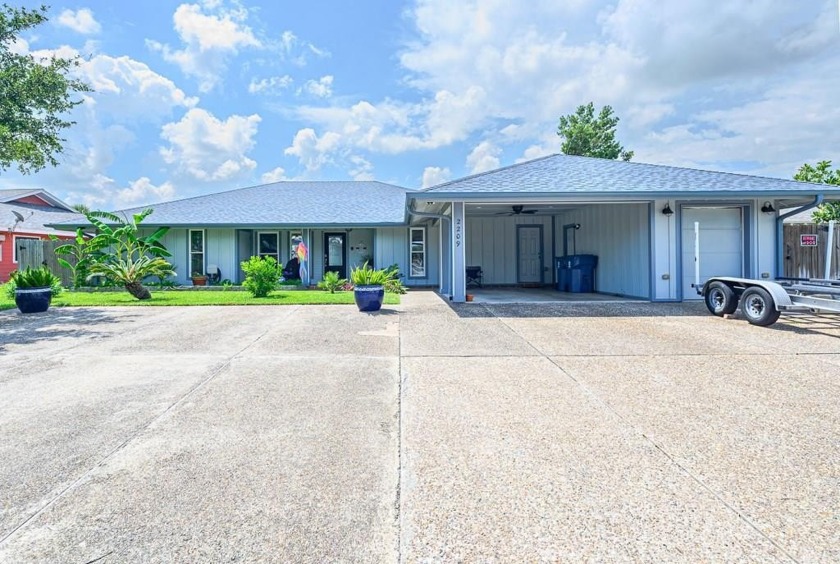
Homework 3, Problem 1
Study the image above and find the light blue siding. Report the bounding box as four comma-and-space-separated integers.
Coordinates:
554, 204, 651, 298
375, 223, 439, 287
465, 216, 553, 284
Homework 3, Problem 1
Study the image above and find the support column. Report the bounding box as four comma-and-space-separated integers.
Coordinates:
451, 201, 466, 302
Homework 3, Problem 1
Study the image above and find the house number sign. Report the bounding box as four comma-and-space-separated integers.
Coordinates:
455, 217, 462, 247
800, 234, 818, 247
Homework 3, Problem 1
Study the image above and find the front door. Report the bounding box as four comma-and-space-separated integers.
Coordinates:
517, 225, 543, 284
324, 232, 347, 278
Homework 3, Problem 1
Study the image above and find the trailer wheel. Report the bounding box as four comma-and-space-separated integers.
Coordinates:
740, 287, 781, 326
704, 281, 738, 316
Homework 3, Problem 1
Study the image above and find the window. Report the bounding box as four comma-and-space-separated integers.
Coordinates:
257, 232, 279, 262
409, 227, 426, 278
189, 230, 205, 276
13, 236, 39, 263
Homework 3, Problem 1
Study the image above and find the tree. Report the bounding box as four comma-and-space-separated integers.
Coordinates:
1, 4, 91, 174
793, 160, 840, 223
82, 209, 175, 300
556, 102, 634, 161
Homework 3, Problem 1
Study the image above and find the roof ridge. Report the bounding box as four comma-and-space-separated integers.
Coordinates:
421, 153, 558, 192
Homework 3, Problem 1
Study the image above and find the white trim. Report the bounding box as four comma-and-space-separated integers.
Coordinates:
409, 226, 427, 278
13, 235, 40, 263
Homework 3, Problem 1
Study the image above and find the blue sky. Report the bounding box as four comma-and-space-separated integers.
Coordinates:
5, 0, 839, 209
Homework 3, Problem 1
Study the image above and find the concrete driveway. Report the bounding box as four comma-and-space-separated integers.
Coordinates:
0, 293, 838, 562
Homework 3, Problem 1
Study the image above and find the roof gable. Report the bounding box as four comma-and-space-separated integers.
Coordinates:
0, 189, 74, 211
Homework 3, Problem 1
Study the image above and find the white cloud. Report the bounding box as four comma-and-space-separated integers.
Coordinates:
160, 108, 262, 181
301, 75, 333, 98
148, 2, 260, 92
115, 177, 176, 207
260, 166, 288, 183
248, 74, 293, 94
348, 155, 374, 181
421, 166, 451, 188
466, 141, 501, 174
276, 30, 330, 66
57, 8, 101, 35
284, 128, 341, 172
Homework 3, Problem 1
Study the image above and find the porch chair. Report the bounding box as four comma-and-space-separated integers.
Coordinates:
206, 264, 221, 284
466, 266, 483, 288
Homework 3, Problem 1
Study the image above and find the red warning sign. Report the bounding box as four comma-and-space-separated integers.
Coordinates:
800, 234, 818, 247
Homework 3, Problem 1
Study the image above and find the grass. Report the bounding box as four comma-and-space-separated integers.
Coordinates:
0, 287, 400, 310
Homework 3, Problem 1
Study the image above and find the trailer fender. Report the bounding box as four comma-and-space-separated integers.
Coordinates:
702, 277, 792, 310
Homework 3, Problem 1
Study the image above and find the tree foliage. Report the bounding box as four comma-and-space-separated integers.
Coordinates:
1, 4, 91, 174
793, 160, 840, 223
556, 102, 633, 161
77, 209, 175, 300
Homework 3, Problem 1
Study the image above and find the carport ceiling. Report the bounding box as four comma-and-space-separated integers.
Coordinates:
466, 203, 582, 216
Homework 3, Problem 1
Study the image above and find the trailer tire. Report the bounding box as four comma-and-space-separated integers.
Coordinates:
704, 281, 738, 316
740, 287, 781, 327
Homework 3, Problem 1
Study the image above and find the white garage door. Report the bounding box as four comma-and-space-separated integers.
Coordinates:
681, 207, 743, 300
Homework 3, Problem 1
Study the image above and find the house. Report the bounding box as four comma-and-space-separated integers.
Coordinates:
0, 189, 83, 282
52, 154, 840, 301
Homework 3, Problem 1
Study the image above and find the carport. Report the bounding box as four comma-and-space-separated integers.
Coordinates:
409, 154, 838, 303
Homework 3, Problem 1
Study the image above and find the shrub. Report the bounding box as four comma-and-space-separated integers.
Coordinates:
317, 271, 347, 293
241, 256, 280, 297
350, 262, 396, 287
6, 267, 63, 297
382, 264, 407, 294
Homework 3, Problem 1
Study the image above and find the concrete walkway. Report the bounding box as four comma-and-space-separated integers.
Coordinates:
0, 292, 838, 562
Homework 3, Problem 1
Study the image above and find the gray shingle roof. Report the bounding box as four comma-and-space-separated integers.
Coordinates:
420, 154, 840, 198
56, 181, 413, 227
1, 202, 84, 233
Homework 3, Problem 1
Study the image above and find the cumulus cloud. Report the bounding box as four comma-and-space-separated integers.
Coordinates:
348, 155, 374, 181
160, 108, 262, 181
466, 141, 501, 174
148, 2, 261, 92
301, 75, 333, 98
260, 166, 288, 183
248, 74, 293, 94
421, 166, 451, 188
284, 128, 341, 172
57, 8, 101, 35
115, 177, 176, 207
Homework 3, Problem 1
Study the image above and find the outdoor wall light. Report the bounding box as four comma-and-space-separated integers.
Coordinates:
761, 201, 776, 214
662, 203, 674, 216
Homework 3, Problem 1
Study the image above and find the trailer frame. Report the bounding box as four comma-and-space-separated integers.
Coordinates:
697, 276, 840, 326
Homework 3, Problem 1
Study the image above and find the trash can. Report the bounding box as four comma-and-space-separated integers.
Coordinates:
556, 255, 598, 293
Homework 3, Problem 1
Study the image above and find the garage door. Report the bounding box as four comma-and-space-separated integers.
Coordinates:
681, 207, 743, 299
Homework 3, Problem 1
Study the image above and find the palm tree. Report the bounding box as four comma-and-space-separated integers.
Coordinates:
83, 209, 174, 299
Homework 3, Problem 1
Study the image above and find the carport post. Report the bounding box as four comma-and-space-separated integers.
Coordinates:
826, 220, 836, 280
452, 201, 466, 302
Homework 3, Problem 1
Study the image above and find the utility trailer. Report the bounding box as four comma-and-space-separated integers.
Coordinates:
698, 277, 840, 326
691, 218, 839, 326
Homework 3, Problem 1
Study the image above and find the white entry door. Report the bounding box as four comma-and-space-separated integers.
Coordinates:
517, 225, 543, 283
681, 207, 743, 299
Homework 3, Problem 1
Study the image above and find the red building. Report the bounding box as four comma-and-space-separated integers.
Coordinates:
1, 189, 83, 282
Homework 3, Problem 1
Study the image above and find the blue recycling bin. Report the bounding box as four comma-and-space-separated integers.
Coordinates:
555, 254, 598, 293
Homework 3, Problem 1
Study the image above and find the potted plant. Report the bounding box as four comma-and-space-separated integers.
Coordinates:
10, 266, 61, 314
350, 262, 395, 312
191, 272, 208, 286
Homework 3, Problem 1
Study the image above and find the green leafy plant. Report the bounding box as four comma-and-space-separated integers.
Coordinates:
556, 102, 633, 161
382, 264, 407, 294
221, 279, 233, 291
241, 256, 280, 297
317, 271, 347, 293
794, 160, 840, 223
52, 229, 106, 288
81, 208, 175, 300
7, 267, 62, 297
350, 262, 396, 287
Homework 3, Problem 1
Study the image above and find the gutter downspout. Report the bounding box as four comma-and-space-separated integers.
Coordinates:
406, 201, 451, 296
776, 194, 824, 279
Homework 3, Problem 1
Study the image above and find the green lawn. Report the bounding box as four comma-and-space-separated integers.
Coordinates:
0, 288, 400, 310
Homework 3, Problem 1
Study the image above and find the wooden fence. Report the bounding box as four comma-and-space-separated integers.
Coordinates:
17, 239, 76, 287
783, 224, 840, 279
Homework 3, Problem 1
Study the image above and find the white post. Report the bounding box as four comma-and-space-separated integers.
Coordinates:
451, 202, 466, 302
694, 221, 701, 288
825, 220, 835, 280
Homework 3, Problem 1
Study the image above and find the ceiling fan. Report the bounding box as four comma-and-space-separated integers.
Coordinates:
496, 205, 538, 216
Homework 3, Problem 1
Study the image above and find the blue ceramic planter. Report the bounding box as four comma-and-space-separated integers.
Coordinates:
15, 287, 52, 314
354, 285, 385, 312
